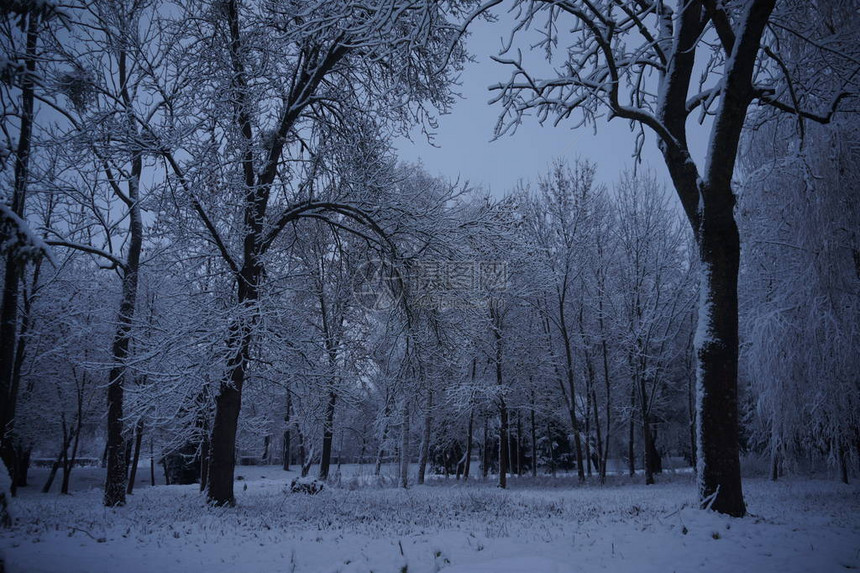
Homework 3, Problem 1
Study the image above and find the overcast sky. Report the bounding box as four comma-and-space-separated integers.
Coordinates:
394, 10, 712, 197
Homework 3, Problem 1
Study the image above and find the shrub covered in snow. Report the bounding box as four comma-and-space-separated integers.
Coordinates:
288, 476, 324, 495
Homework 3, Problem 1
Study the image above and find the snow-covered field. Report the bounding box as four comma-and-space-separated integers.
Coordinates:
1, 465, 858, 573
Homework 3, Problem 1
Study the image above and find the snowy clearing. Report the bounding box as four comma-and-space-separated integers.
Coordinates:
1, 466, 858, 573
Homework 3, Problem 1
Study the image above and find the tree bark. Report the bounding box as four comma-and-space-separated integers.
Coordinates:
498, 398, 509, 489
399, 401, 409, 488
199, 435, 210, 492
374, 391, 392, 476
481, 415, 489, 479
559, 316, 585, 481
694, 202, 745, 514
103, 38, 145, 507
126, 420, 144, 495
463, 408, 473, 481
688, 351, 697, 471
319, 390, 337, 480
597, 261, 612, 484
628, 387, 635, 477
517, 410, 523, 476
671, 0, 774, 518
584, 390, 592, 478
282, 390, 291, 471
638, 378, 655, 485
770, 444, 779, 482
0, 11, 39, 496
490, 302, 509, 488
590, 385, 603, 479
41, 447, 64, 494
61, 413, 83, 495
838, 440, 849, 484
149, 437, 155, 486
417, 391, 432, 485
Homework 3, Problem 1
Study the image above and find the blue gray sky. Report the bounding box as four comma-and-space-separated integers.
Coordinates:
394, 10, 711, 196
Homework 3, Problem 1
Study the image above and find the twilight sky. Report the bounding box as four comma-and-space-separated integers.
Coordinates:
394, 9, 712, 196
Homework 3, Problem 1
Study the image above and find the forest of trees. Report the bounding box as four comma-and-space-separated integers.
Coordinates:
1, 0, 857, 520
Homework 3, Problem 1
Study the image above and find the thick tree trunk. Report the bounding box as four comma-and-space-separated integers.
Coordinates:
207, 258, 259, 504
688, 361, 697, 471
207, 332, 249, 505
417, 391, 432, 485
650, 0, 774, 518
695, 204, 745, 515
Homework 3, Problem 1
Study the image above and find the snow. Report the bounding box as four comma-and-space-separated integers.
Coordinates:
1, 465, 857, 573
693, 261, 713, 491
0, 203, 53, 264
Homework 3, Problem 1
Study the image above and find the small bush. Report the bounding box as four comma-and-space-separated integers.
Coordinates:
288, 477, 324, 495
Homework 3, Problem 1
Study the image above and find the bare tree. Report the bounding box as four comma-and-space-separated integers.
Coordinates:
473, 0, 859, 515
145, 0, 471, 506
0, 1, 58, 493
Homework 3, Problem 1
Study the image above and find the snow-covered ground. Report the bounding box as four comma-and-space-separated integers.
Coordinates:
1, 465, 857, 572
